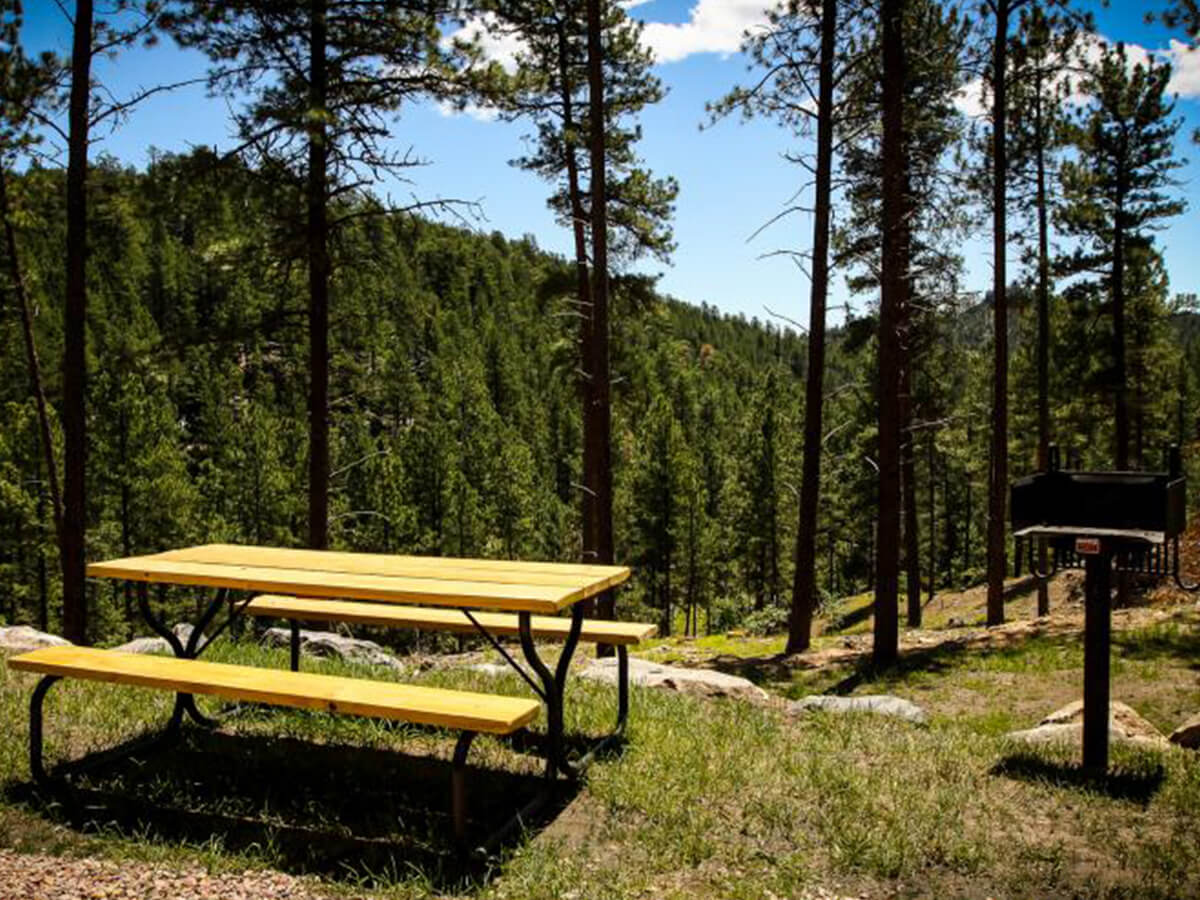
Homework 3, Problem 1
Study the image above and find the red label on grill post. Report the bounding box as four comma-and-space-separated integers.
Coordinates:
1075, 537, 1101, 555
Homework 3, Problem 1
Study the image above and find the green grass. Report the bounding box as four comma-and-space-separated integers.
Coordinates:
1, 615, 1199, 899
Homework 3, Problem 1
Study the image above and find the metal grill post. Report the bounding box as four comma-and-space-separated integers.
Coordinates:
1083, 551, 1112, 773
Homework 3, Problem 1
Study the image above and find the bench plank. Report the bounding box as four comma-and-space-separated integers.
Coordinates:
8, 647, 539, 734
85, 557, 584, 614
160, 544, 631, 591
246, 595, 658, 646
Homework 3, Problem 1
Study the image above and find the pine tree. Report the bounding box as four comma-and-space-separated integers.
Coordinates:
479, 0, 675, 621
710, 0, 873, 652
1057, 41, 1186, 469
169, 0, 464, 550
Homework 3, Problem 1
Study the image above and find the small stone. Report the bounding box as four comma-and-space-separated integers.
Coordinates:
1169, 712, 1200, 749
788, 694, 928, 725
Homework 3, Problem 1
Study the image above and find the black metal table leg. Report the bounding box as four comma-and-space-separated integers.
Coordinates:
517, 606, 584, 779
451, 730, 477, 844
136, 582, 226, 728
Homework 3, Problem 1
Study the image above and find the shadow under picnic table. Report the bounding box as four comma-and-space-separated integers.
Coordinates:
8, 725, 581, 890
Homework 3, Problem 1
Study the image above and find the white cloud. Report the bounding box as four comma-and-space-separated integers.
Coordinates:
1166, 38, 1200, 98
954, 33, 1200, 121
639, 0, 772, 64
446, 12, 525, 75
436, 99, 499, 123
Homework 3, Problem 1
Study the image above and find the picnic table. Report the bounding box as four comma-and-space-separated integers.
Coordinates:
11, 543, 643, 845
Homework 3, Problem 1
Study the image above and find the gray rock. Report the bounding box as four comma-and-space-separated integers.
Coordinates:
788, 694, 928, 725
1038, 700, 1169, 748
0, 626, 71, 653
1005, 700, 1171, 751
262, 627, 404, 672
112, 636, 173, 655
580, 656, 769, 703
468, 663, 513, 678
113, 624, 197, 655
1004, 722, 1168, 753
1168, 712, 1200, 749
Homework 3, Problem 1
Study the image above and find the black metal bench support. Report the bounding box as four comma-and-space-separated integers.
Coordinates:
450, 730, 477, 844
28, 670, 488, 847
1083, 551, 1112, 773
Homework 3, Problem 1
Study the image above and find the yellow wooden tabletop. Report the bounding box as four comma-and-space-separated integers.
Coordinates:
86, 544, 630, 615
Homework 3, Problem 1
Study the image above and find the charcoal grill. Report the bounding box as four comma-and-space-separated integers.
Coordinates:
1010, 445, 1190, 772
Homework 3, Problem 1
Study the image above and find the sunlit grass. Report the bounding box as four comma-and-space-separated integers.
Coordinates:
0, 620, 1198, 899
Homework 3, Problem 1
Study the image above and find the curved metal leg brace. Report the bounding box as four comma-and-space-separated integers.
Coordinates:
137, 582, 225, 728
518, 607, 584, 779
30, 676, 62, 789
451, 730, 477, 844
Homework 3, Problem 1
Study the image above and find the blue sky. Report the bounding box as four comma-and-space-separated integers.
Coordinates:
15, 0, 1200, 325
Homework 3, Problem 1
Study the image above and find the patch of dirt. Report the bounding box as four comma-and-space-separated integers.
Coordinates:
0, 849, 329, 900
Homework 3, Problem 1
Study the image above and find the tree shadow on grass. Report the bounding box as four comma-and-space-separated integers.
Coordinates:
1112, 622, 1200, 668
991, 752, 1166, 806
6, 725, 582, 892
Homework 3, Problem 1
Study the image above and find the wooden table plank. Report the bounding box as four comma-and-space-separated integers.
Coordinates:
246, 595, 658, 645
86, 557, 583, 614
9, 646, 540, 734
157, 544, 630, 591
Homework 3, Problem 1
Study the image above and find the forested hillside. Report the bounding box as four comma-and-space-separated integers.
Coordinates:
0, 152, 1195, 641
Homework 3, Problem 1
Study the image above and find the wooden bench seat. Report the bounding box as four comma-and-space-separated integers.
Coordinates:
244, 594, 658, 645
9, 646, 540, 733
9, 646, 540, 842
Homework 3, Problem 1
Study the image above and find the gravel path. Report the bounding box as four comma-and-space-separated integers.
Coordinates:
0, 849, 326, 900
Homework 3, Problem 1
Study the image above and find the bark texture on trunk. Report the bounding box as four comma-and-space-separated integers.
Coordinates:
986, 2, 1010, 627
63, 0, 94, 645
1034, 70, 1051, 616
873, 0, 905, 668
902, 362, 920, 627
787, 0, 837, 656
585, 0, 616, 630
2, 170, 64, 548
307, 0, 330, 550
1112, 215, 1128, 470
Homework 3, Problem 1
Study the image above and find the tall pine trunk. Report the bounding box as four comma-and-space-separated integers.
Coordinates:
585, 0, 616, 633
556, 20, 596, 613
986, 2, 1010, 627
307, 0, 330, 550
2, 169, 64, 549
873, 0, 905, 668
902, 354, 920, 626
787, 0, 837, 656
1112, 212, 1128, 469
62, 0, 94, 645
1034, 74, 1051, 615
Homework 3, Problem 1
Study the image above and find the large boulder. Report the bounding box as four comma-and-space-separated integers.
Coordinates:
0, 626, 71, 653
580, 656, 769, 703
1040, 700, 1169, 747
788, 694, 928, 725
262, 627, 404, 672
1169, 712, 1200, 750
1005, 700, 1170, 751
